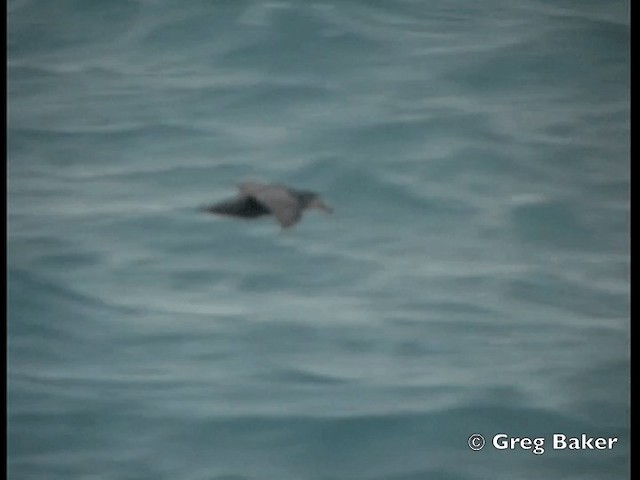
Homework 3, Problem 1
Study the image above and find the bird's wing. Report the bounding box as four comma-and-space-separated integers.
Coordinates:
237, 182, 270, 196
240, 184, 302, 228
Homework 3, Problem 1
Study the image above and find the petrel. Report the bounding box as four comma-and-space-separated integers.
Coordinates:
203, 182, 333, 228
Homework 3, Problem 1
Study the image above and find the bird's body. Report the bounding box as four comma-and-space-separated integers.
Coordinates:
204, 182, 332, 228
206, 196, 271, 219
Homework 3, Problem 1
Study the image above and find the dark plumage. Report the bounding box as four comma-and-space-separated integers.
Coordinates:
203, 182, 333, 228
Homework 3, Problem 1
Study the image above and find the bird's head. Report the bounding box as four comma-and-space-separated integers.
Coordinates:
298, 191, 333, 214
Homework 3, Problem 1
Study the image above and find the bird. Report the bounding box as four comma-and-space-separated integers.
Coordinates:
203, 182, 333, 228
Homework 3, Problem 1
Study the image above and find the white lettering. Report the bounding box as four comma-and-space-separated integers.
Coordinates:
493, 434, 509, 449
553, 434, 619, 450
532, 437, 545, 455
491, 433, 618, 453
553, 434, 567, 449
492, 434, 545, 454
581, 434, 594, 449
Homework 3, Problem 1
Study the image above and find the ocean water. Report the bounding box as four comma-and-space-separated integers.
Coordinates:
7, 1, 629, 479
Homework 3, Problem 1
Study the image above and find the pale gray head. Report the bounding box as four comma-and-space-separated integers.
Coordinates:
295, 190, 334, 214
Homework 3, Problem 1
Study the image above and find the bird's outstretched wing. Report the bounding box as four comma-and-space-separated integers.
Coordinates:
238, 183, 302, 228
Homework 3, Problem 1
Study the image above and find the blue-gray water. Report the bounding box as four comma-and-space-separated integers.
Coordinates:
8, 1, 629, 479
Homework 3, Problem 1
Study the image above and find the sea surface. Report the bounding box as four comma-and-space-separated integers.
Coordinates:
7, 1, 630, 479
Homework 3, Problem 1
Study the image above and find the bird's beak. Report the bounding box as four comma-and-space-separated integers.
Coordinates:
310, 199, 333, 214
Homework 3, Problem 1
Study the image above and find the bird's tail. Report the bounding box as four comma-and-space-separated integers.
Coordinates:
199, 204, 217, 214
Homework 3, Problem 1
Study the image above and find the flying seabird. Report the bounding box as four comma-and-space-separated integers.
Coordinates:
203, 182, 333, 228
